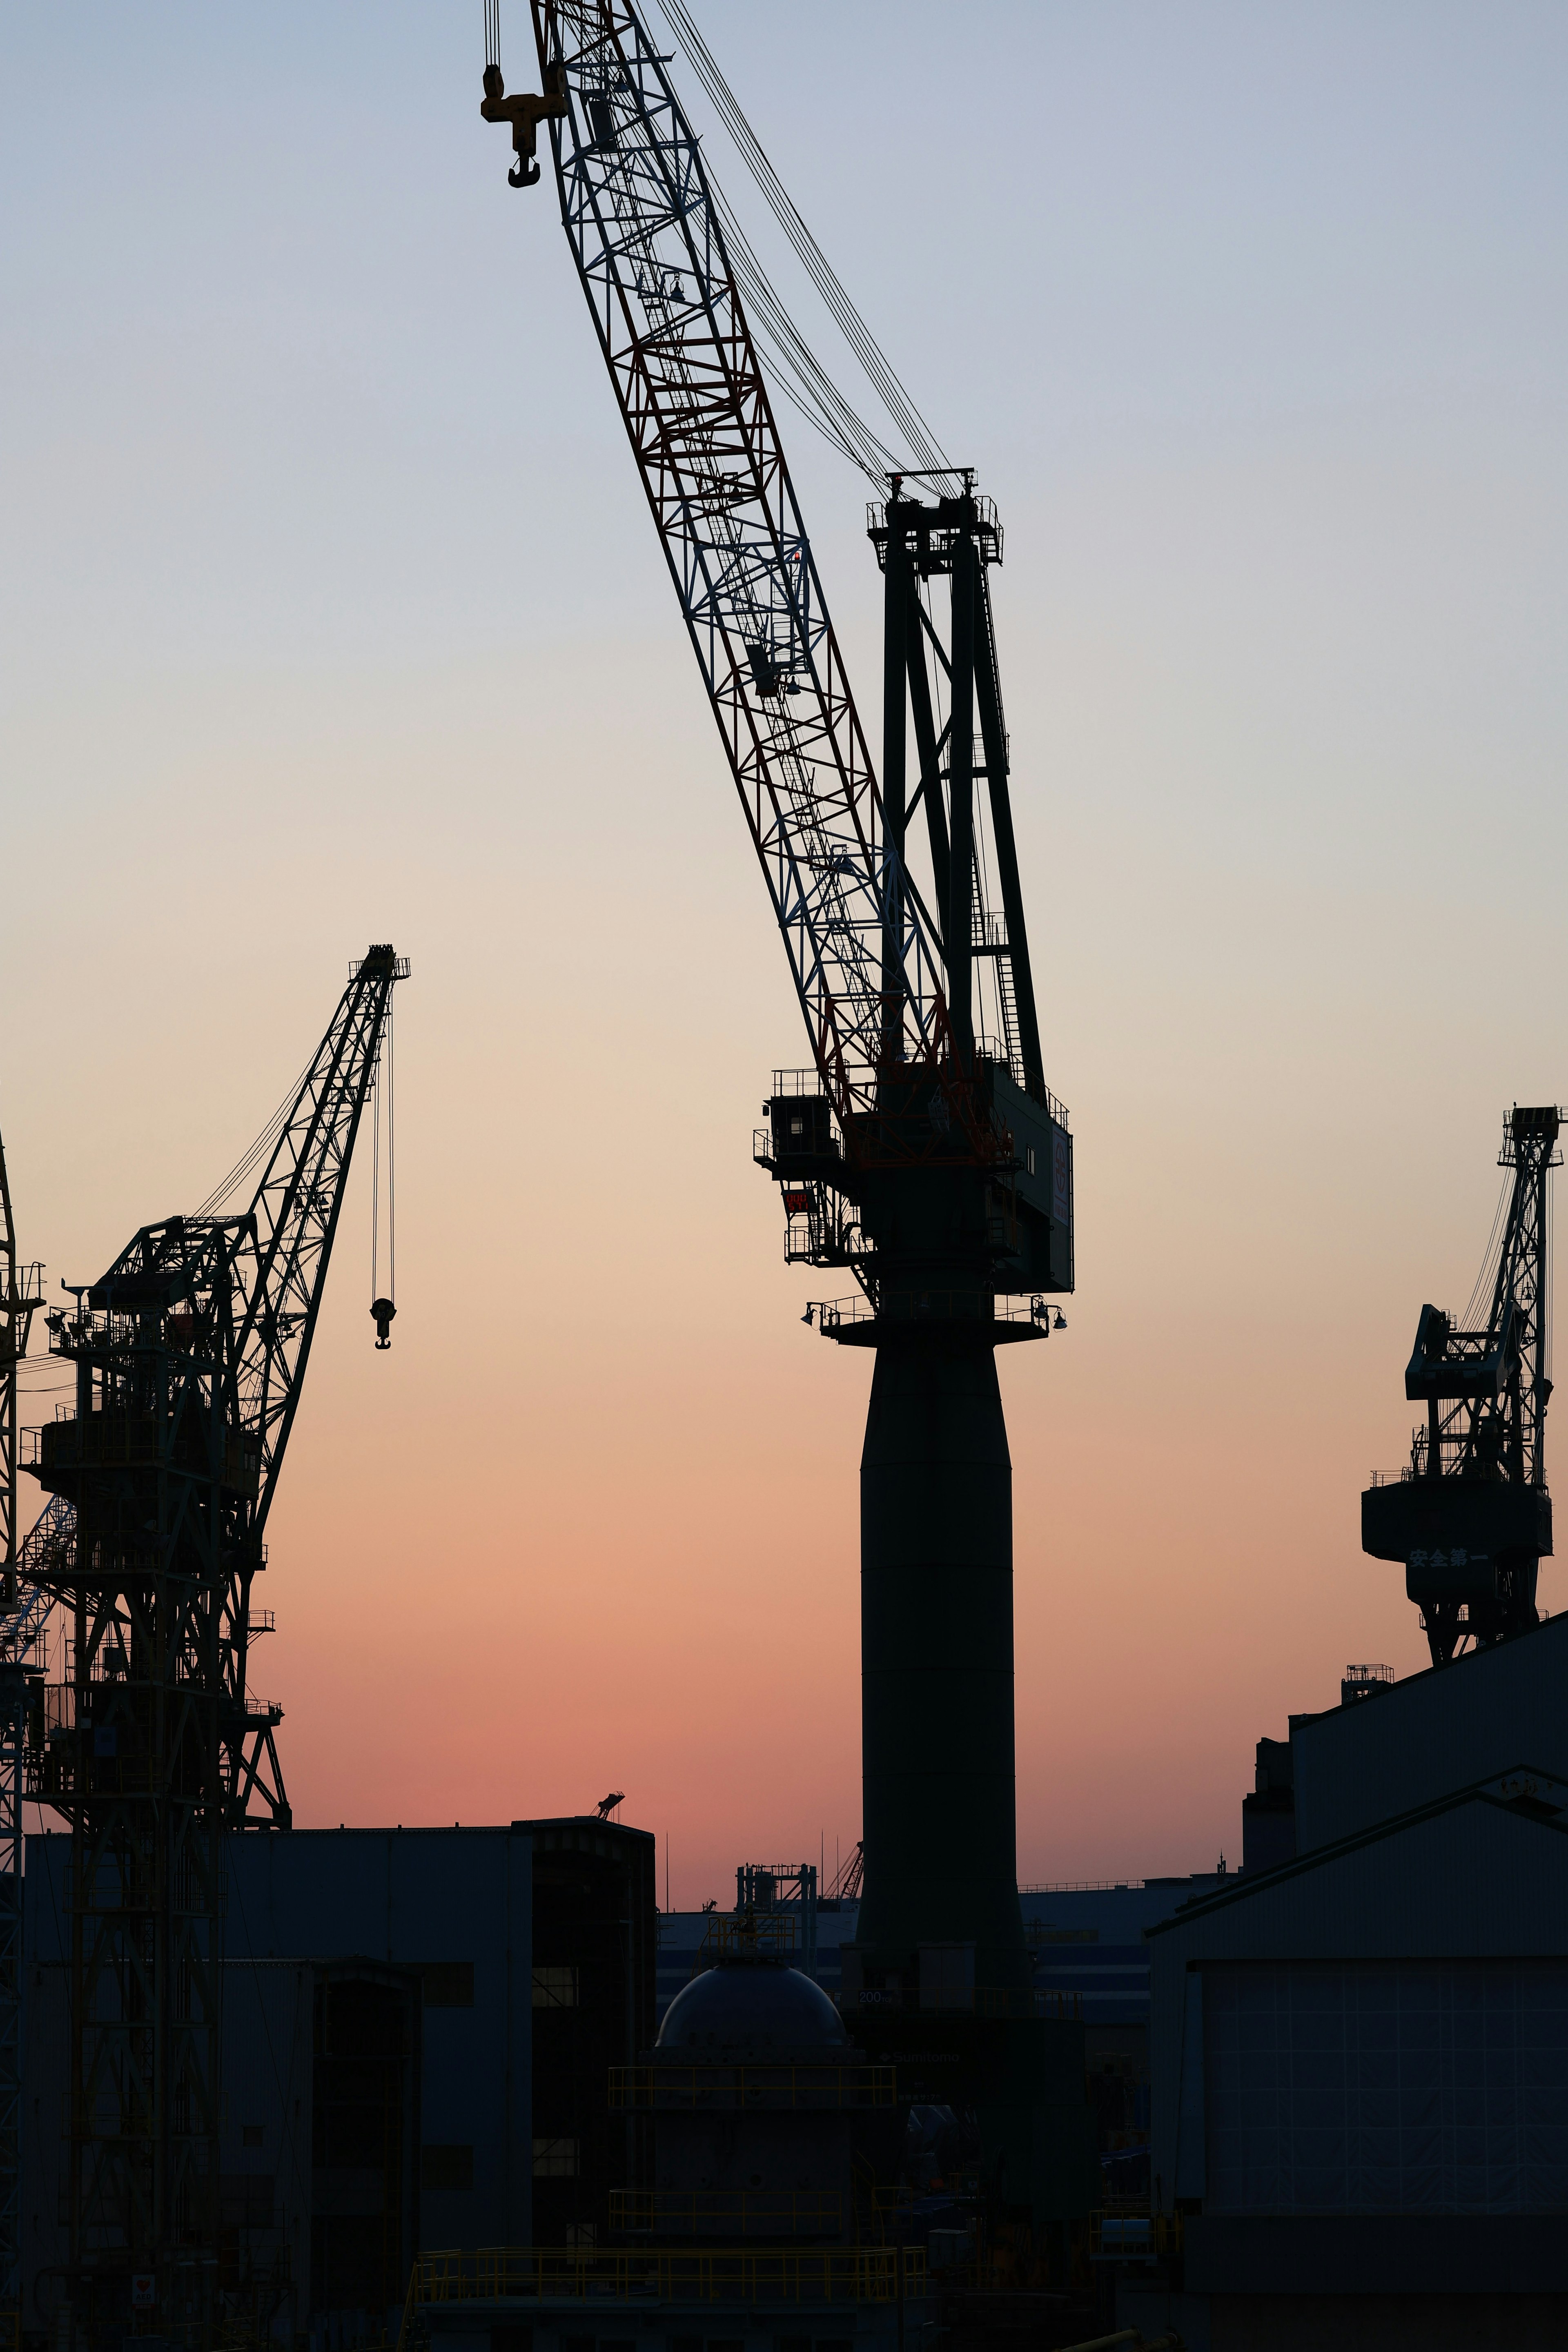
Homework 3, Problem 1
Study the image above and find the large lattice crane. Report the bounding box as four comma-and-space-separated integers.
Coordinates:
1363, 1105, 1558, 1666
22, 944, 406, 2346
489, 4, 1077, 2218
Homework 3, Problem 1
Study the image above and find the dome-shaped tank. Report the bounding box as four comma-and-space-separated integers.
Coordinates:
656, 1954, 847, 2059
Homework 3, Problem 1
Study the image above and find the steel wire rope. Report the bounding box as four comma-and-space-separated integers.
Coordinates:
709, 180, 901, 483
1463, 1176, 1512, 1330
535, 3, 949, 1083
388, 1000, 396, 1303
371, 1054, 381, 1307
190, 1049, 318, 1220
651, 0, 948, 475
370, 1003, 395, 1310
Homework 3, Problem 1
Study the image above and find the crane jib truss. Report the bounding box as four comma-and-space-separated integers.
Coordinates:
525, 0, 951, 1128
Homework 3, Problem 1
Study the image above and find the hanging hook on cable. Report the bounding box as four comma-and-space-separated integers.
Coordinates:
370, 998, 397, 1350
479, 0, 567, 190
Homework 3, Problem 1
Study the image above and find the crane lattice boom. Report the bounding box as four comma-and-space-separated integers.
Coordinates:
523, 0, 948, 1122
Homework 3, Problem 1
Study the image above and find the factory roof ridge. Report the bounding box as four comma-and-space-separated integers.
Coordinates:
1019, 1874, 1221, 1893
1146, 1765, 1568, 1936
1296, 1607, 1566, 1726
1021, 1880, 1147, 1892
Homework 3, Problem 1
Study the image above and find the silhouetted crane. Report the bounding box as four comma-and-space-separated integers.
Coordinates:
488, 2, 1074, 2209
24, 945, 406, 2345
1363, 1106, 1559, 1665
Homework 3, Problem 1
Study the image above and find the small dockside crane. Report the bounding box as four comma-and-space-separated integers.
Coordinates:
1363, 1105, 1559, 1666
22, 944, 406, 2348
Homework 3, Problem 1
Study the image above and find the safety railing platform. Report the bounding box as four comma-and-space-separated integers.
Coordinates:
809, 1292, 1052, 1348
402, 2245, 926, 2314
609, 2189, 842, 2235
610, 2062, 897, 2111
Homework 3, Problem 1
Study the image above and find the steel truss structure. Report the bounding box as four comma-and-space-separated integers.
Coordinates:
1, 1125, 44, 1614
870, 482, 1045, 1098
518, 0, 949, 1123
0, 1506, 68, 2321
1363, 1105, 1560, 1665
0, 1116, 49, 2327
23, 946, 406, 2343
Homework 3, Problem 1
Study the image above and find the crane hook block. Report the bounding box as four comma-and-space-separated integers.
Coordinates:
371, 1297, 397, 1350
481, 62, 568, 190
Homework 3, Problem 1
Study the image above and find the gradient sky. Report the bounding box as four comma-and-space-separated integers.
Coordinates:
4, 3, 1566, 1901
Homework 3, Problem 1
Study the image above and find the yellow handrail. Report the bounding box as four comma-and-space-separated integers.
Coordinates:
610, 2062, 897, 2110
609, 2189, 842, 2231
405, 2244, 926, 2307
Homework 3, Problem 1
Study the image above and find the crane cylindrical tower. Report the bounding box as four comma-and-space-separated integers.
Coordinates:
858, 1330, 1022, 1989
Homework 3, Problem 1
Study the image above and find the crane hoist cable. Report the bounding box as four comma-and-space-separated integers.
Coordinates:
483, 1, 940, 484
1462, 1173, 1513, 1329
490, 0, 959, 1115
191, 1048, 318, 1219
650, 0, 949, 476
192, 990, 400, 1350
370, 1001, 396, 1350
709, 178, 903, 485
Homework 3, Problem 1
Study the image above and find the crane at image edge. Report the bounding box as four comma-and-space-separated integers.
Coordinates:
1364, 1105, 1559, 1667
485, 1, 1081, 2220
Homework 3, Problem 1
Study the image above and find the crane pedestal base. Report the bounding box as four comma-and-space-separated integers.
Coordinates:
843, 2003, 1098, 2227
856, 1332, 1028, 1993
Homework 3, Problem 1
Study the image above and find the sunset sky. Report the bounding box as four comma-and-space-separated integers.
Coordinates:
5, 2, 1566, 1901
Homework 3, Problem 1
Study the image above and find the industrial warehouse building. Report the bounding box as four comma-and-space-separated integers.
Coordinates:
21, 1817, 653, 2349
18, 1822, 1213, 2349
1125, 1612, 1568, 2348
17, 1624, 1568, 2350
